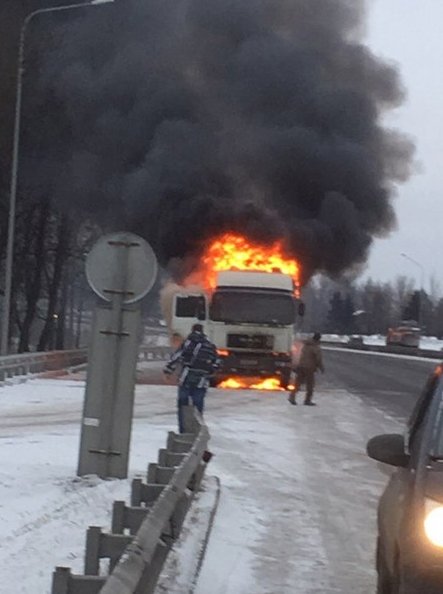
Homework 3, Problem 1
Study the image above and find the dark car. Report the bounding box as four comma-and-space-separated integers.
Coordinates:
367, 364, 443, 593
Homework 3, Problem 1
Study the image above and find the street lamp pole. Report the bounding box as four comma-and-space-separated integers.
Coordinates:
401, 252, 425, 329
0, 0, 114, 355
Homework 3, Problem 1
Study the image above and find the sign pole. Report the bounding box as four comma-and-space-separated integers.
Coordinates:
77, 233, 157, 479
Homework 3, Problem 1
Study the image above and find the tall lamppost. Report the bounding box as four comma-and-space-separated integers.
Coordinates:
401, 252, 425, 329
1, 0, 114, 355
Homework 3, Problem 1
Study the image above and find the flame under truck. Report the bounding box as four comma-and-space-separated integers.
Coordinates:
170, 270, 304, 388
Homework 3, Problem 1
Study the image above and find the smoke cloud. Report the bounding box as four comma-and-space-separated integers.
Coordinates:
25, 0, 414, 282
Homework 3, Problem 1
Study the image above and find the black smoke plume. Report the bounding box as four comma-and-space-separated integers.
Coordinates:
23, 0, 414, 283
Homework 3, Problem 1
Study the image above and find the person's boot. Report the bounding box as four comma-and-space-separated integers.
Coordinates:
303, 400, 316, 406
288, 393, 297, 405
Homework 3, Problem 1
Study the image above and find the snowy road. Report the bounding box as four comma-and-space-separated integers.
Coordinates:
0, 352, 423, 593
194, 386, 402, 594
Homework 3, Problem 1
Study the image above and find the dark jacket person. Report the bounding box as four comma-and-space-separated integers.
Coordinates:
164, 324, 218, 432
289, 333, 324, 406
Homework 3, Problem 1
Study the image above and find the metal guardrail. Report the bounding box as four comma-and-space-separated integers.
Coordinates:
51, 406, 210, 594
0, 348, 88, 385
139, 346, 172, 362
0, 344, 170, 387
323, 338, 443, 361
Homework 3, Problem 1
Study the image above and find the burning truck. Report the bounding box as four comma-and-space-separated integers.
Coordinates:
164, 234, 305, 390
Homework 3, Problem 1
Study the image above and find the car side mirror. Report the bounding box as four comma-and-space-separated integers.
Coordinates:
366, 434, 410, 468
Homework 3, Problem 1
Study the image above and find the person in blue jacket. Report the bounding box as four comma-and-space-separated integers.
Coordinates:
164, 324, 219, 433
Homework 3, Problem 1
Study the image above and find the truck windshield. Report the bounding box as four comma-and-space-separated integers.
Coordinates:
210, 291, 295, 325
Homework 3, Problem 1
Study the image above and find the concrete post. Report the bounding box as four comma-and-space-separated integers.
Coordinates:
111, 501, 126, 534
182, 405, 199, 434
134, 540, 169, 594
51, 567, 70, 594
84, 526, 102, 575
170, 492, 191, 539
112, 501, 150, 535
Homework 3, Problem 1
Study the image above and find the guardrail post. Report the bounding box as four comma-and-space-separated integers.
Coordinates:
85, 526, 102, 575
182, 405, 199, 434
170, 492, 191, 539
51, 568, 106, 594
85, 526, 133, 575
135, 540, 169, 594
150, 465, 175, 485
52, 567, 70, 594
131, 479, 165, 507
112, 501, 150, 535
166, 431, 176, 450
158, 448, 187, 468
188, 461, 206, 492
111, 501, 126, 534
147, 462, 158, 484
158, 448, 167, 466
148, 462, 176, 485
131, 478, 143, 507
170, 438, 193, 454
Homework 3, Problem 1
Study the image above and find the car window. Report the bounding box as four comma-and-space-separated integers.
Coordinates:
429, 377, 443, 458
407, 371, 440, 453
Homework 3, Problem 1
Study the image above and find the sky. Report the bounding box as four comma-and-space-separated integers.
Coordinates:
363, 0, 443, 290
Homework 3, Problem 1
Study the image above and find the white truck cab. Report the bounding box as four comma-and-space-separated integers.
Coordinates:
170, 270, 303, 388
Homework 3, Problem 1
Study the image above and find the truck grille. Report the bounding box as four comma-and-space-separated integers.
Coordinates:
227, 334, 274, 349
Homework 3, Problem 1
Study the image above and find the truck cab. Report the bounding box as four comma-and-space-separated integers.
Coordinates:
170, 270, 303, 388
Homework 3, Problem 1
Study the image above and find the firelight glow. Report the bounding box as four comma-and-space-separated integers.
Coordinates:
202, 233, 301, 295
219, 377, 295, 392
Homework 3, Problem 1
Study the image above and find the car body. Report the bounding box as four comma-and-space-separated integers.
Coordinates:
367, 364, 443, 593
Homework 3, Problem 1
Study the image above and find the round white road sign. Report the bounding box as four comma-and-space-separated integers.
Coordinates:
86, 232, 158, 303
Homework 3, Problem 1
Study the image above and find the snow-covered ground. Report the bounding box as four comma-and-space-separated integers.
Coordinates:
0, 376, 403, 593
0, 379, 170, 594
322, 334, 443, 351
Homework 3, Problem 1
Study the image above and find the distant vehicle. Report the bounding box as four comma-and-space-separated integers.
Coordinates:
386, 321, 421, 348
170, 270, 305, 389
367, 364, 443, 593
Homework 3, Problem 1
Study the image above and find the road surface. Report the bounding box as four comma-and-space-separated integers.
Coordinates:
1, 348, 438, 593
323, 346, 438, 419
140, 348, 439, 593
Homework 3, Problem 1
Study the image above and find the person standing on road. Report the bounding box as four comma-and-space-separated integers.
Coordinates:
288, 332, 324, 406
163, 323, 218, 433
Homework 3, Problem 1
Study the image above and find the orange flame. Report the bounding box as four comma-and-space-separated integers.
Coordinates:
218, 376, 295, 392
201, 233, 300, 295
219, 378, 244, 389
